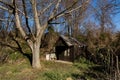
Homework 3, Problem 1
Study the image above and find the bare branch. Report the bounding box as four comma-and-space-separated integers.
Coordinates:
0, 5, 13, 13
48, 0, 78, 22
0, 41, 19, 51
49, 0, 90, 22
0, 1, 30, 18
0, 5, 8, 10
22, 0, 33, 34
39, 0, 56, 16
31, 0, 41, 37
13, 0, 27, 39
49, 0, 62, 20
0, 18, 11, 21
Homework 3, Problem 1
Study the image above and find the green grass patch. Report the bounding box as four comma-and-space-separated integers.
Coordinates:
0, 58, 108, 80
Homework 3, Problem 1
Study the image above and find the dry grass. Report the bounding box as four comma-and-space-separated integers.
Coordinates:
0, 58, 107, 80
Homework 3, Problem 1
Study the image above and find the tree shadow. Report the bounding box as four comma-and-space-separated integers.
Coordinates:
71, 73, 87, 80
83, 65, 107, 80
22, 53, 32, 65
72, 64, 107, 80
89, 65, 106, 73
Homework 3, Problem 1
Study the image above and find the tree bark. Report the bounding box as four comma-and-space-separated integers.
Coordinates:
31, 41, 41, 68
28, 30, 44, 69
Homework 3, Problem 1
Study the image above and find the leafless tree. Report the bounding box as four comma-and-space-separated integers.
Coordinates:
63, 0, 90, 38
0, 0, 90, 69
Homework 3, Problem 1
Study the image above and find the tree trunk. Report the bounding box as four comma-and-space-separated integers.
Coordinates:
31, 41, 41, 69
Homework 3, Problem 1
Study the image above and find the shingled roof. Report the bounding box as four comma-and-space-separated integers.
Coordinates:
60, 35, 86, 47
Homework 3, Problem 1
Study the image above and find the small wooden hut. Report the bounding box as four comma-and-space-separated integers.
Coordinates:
54, 35, 86, 62
41, 33, 86, 62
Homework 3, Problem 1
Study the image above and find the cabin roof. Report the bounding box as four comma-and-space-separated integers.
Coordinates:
60, 35, 86, 47
60, 35, 73, 46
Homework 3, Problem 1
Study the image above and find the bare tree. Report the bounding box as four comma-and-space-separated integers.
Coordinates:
91, 0, 120, 33
63, 0, 90, 38
0, 0, 90, 69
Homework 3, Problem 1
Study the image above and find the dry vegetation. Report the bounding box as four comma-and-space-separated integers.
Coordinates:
0, 0, 120, 79
0, 55, 108, 80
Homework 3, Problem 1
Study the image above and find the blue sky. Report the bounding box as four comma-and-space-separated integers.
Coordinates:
114, 13, 120, 31
91, 0, 120, 32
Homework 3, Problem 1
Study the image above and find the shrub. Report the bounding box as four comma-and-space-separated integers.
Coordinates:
43, 71, 64, 80
8, 51, 24, 62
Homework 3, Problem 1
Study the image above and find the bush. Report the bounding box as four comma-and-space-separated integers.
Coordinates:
43, 70, 72, 80
75, 57, 94, 65
8, 51, 24, 62
74, 57, 94, 70
43, 71, 64, 80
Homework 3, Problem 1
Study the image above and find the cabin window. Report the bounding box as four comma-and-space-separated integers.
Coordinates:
53, 47, 55, 52
64, 49, 70, 56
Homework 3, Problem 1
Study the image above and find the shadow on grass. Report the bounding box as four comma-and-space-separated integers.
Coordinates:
89, 65, 106, 73
71, 73, 87, 80
73, 63, 107, 80
22, 53, 32, 65
84, 65, 107, 80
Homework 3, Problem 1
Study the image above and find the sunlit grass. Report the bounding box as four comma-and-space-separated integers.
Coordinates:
0, 56, 107, 80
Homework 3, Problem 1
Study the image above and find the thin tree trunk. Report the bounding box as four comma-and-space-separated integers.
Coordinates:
116, 56, 120, 79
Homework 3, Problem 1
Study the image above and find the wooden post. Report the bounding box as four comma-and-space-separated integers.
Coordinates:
116, 56, 120, 80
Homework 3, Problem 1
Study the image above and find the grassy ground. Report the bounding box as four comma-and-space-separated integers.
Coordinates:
0, 57, 107, 80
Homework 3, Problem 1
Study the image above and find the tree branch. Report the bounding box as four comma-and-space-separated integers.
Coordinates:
13, 0, 27, 39
31, 0, 41, 37
22, 0, 35, 41
0, 18, 12, 21
0, 5, 9, 10
39, 0, 56, 16
48, 0, 90, 22
0, 41, 19, 51
49, 0, 62, 20
48, 0, 78, 22
0, 1, 30, 18
12, 38, 24, 53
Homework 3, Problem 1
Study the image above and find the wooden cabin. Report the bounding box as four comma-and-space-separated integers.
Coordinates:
49, 35, 86, 62
41, 32, 86, 62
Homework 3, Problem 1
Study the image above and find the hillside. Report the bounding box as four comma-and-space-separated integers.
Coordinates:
0, 57, 108, 80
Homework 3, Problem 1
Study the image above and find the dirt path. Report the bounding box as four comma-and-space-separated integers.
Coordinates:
54, 60, 73, 64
